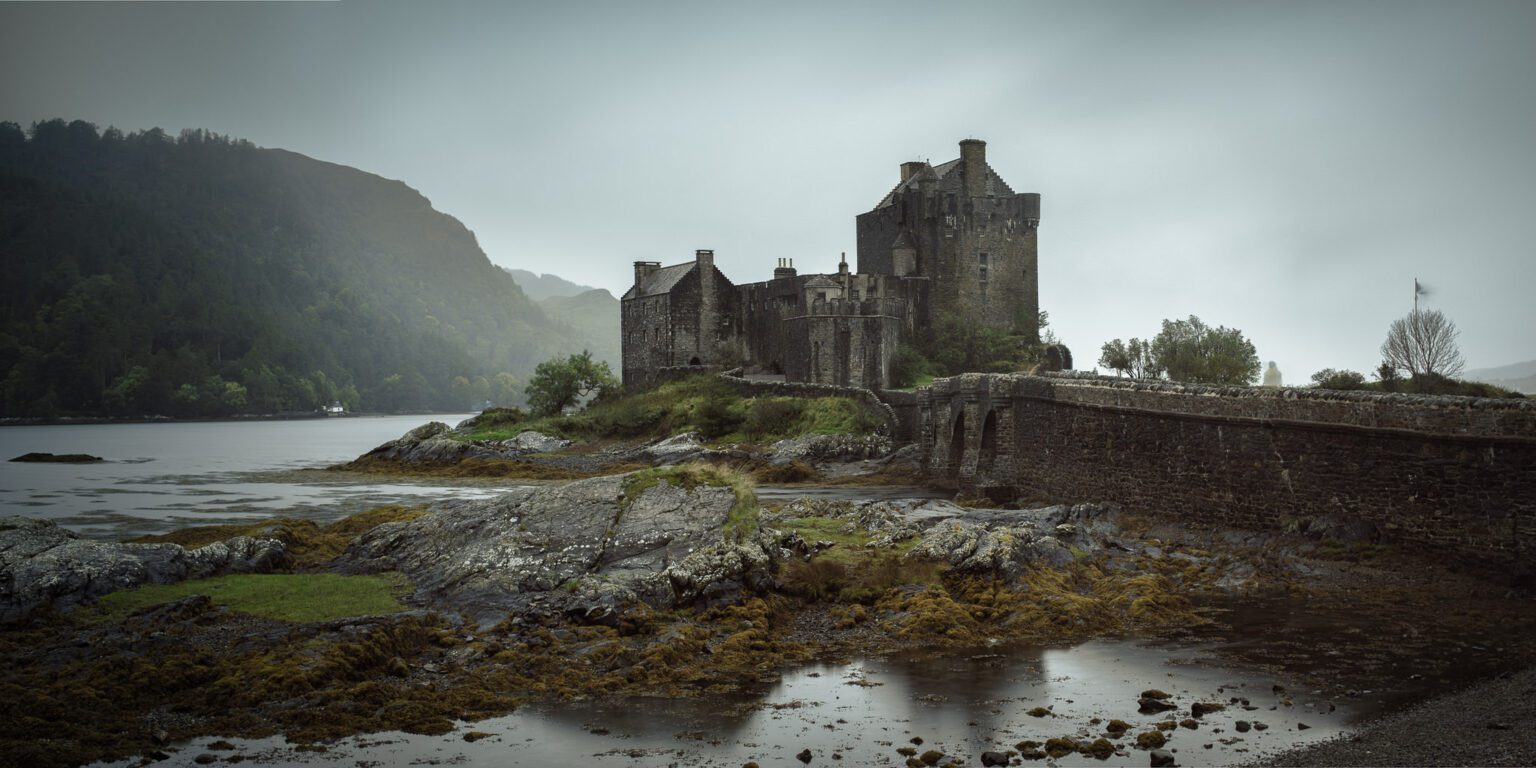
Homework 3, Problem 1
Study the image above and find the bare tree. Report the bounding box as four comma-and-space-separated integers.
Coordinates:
1380, 309, 1465, 379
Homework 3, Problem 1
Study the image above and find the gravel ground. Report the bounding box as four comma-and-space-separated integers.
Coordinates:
1257, 667, 1536, 767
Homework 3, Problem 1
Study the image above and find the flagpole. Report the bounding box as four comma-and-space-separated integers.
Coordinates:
1413, 277, 1418, 314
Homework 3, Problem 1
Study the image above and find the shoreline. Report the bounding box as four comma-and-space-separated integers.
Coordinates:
1256, 666, 1536, 767
0, 411, 476, 428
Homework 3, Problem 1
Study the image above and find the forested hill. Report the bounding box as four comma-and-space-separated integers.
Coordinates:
0, 119, 588, 417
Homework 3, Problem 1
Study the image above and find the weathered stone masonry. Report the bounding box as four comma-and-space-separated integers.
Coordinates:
920, 372, 1536, 567
621, 139, 1041, 391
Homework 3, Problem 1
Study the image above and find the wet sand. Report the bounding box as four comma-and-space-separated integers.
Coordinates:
1258, 666, 1536, 767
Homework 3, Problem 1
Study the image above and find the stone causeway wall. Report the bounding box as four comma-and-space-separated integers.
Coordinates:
918, 372, 1536, 570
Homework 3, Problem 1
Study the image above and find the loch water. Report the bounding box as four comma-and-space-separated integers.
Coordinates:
0, 415, 489, 540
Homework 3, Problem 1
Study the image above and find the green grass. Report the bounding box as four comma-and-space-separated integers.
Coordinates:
78, 572, 414, 625
775, 516, 870, 557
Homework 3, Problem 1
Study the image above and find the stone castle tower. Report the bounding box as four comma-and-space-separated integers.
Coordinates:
855, 139, 1041, 339
621, 139, 1041, 390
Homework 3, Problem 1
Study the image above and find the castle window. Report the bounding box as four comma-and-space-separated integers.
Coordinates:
979, 265, 988, 282
979, 252, 989, 265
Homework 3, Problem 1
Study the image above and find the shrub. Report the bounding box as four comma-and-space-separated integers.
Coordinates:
1309, 368, 1367, 390
695, 392, 745, 439
888, 345, 932, 388
745, 398, 804, 439
780, 559, 850, 601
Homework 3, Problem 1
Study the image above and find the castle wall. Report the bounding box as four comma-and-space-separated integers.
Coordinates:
856, 180, 1039, 338
920, 373, 1536, 569
621, 262, 739, 389
735, 276, 803, 373
621, 293, 672, 389
783, 308, 901, 389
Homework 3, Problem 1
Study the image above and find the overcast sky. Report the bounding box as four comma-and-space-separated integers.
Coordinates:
4, 0, 1534, 380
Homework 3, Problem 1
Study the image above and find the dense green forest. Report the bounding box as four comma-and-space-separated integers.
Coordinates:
0, 119, 594, 417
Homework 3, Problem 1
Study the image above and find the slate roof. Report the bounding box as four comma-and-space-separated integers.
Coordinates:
873, 157, 1017, 209
621, 262, 695, 301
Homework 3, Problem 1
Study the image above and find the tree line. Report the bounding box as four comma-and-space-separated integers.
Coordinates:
0, 119, 591, 417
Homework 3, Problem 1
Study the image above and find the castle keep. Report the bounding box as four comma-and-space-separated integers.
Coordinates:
621, 139, 1041, 390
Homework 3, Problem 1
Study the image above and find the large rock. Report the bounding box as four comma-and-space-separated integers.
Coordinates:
337, 472, 776, 625
903, 504, 1119, 579
501, 430, 571, 454
0, 516, 287, 623
641, 432, 706, 465
354, 423, 572, 466
768, 434, 892, 466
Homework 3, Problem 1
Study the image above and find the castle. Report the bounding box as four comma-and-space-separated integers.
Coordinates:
621, 139, 1042, 390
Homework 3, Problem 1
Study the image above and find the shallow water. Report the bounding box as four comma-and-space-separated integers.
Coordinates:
0, 417, 949, 541
0, 415, 503, 539
98, 638, 1356, 767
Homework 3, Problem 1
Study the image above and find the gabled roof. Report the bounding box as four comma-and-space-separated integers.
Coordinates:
872, 157, 1017, 209
621, 262, 694, 300
802, 274, 842, 289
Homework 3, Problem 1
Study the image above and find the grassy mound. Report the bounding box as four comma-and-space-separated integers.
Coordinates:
77, 572, 412, 625
461, 375, 885, 444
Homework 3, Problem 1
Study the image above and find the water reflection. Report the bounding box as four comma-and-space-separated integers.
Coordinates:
112, 639, 1353, 767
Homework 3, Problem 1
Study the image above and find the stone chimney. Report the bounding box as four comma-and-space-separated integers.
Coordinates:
900, 161, 926, 183
960, 139, 986, 198
774, 257, 797, 280
633, 261, 660, 286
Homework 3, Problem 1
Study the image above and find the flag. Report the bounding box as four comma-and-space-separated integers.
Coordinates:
1415, 279, 1430, 297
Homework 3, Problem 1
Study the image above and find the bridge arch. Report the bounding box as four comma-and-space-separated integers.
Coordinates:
978, 409, 998, 475
947, 410, 966, 473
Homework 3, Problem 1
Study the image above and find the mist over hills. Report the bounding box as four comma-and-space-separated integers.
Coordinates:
0, 119, 604, 417
503, 268, 597, 301
1465, 360, 1536, 395
537, 288, 620, 370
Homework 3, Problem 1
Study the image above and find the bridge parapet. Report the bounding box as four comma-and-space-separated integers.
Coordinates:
917, 372, 1536, 572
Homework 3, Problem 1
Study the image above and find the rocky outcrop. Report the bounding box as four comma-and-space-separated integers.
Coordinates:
0, 516, 287, 623
905, 504, 1120, 576
9, 452, 104, 463
766, 499, 1123, 580
767, 434, 892, 466
352, 422, 573, 466
337, 472, 777, 626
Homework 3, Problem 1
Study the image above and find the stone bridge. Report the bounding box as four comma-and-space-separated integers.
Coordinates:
917, 372, 1536, 570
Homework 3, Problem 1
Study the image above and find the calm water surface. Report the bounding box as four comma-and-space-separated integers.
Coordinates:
0, 415, 498, 539
101, 638, 1354, 767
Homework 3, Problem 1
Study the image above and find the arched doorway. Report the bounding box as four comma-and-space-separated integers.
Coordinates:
978, 410, 998, 474
688, 356, 701, 365
948, 411, 966, 472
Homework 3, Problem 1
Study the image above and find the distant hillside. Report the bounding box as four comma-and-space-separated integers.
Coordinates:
0, 119, 591, 417
504, 268, 599, 301
1466, 360, 1536, 395
539, 288, 620, 370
